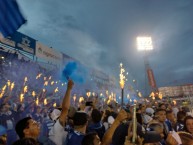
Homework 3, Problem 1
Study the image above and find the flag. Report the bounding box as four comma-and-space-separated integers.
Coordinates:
0, 0, 26, 37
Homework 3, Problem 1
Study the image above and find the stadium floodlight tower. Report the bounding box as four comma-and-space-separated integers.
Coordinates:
136, 37, 156, 97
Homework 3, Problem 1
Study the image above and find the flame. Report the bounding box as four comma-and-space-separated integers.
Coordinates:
106, 90, 108, 95
0, 93, 3, 98
150, 92, 155, 98
119, 63, 126, 89
51, 81, 54, 85
23, 86, 28, 93
92, 92, 95, 96
24, 77, 28, 82
44, 81, 48, 86
44, 98, 47, 105
158, 93, 163, 99
173, 100, 176, 105
134, 99, 137, 103
2, 85, 6, 91
36, 73, 42, 79
43, 89, 46, 92
44, 77, 47, 81
36, 98, 39, 106
54, 87, 58, 93
127, 94, 130, 99
86, 92, 91, 97
32, 91, 36, 97
79, 97, 84, 103
138, 92, 142, 97
130, 99, 132, 102
73, 95, 76, 102
7, 80, 11, 86
53, 103, 56, 107
107, 99, 111, 104
20, 94, 24, 102
10, 82, 15, 90
49, 76, 52, 80
61, 83, 64, 86
109, 95, 112, 100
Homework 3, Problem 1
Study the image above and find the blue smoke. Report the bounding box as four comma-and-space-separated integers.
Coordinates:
62, 61, 87, 83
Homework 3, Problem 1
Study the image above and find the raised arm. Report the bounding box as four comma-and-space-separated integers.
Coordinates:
101, 109, 128, 145
59, 80, 74, 126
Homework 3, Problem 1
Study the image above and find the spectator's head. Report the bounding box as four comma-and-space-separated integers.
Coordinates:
177, 111, 186, 122
112, 122, 161, 145
139, 104, 146, 113
68, 106, 76, 119
148, 123, 164, 139
12, 138, 39, 145
166, 110, 176, 122
159, 103, 166, 110
155, 109, 166, 123
91, 109, 102, 124
73, 111, 88, 127
146, 108, 154, 117
184, 116, 193, 135
0, 103, 10, 113
0, 125, 7, 145
15, 117, 40, 139
81, 132, 101, 145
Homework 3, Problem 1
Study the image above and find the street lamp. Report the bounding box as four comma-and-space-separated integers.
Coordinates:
136, 36, 154, 97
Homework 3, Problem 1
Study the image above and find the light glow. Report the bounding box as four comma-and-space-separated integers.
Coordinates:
137, 37, 153, 51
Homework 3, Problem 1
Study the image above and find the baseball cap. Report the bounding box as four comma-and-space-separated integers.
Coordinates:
50, 109, 61, 121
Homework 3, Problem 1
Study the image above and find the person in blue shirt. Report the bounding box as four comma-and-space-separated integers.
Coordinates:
87, 109, 105, 140
66, 111, 88, 145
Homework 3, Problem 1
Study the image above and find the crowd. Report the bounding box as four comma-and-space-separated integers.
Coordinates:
0, 49, 193, 145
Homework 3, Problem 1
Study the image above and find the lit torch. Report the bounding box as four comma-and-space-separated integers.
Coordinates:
23, 77, 28, 86
79, 97, 84, 103
23, 86, 28, 93
119, 63, 126, 108
44, 81, 48, 86
54, 87, 59, 93
36, 97, 39, 106
51, 81, 54, 85
20, 93, 24, 102
73, 95, 76, 105
44, 98, 47, 105
32, 91, 36, 97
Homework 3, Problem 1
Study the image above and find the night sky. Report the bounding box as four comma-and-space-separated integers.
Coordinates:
17, 0, 193, 94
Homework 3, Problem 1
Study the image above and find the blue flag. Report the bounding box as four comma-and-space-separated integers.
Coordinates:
0, 0, 26, 37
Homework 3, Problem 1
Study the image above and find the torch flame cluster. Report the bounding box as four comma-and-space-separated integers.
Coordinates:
119, 63, 126, 89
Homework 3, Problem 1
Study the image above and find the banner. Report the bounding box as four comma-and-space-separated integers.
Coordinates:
0, 0, 26, 37
147, 68, 157, 89
36, 42, 63, 66
0, 31, 35, 54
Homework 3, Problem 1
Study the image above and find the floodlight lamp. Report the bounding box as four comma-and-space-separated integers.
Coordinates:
137, 37, 153, 51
